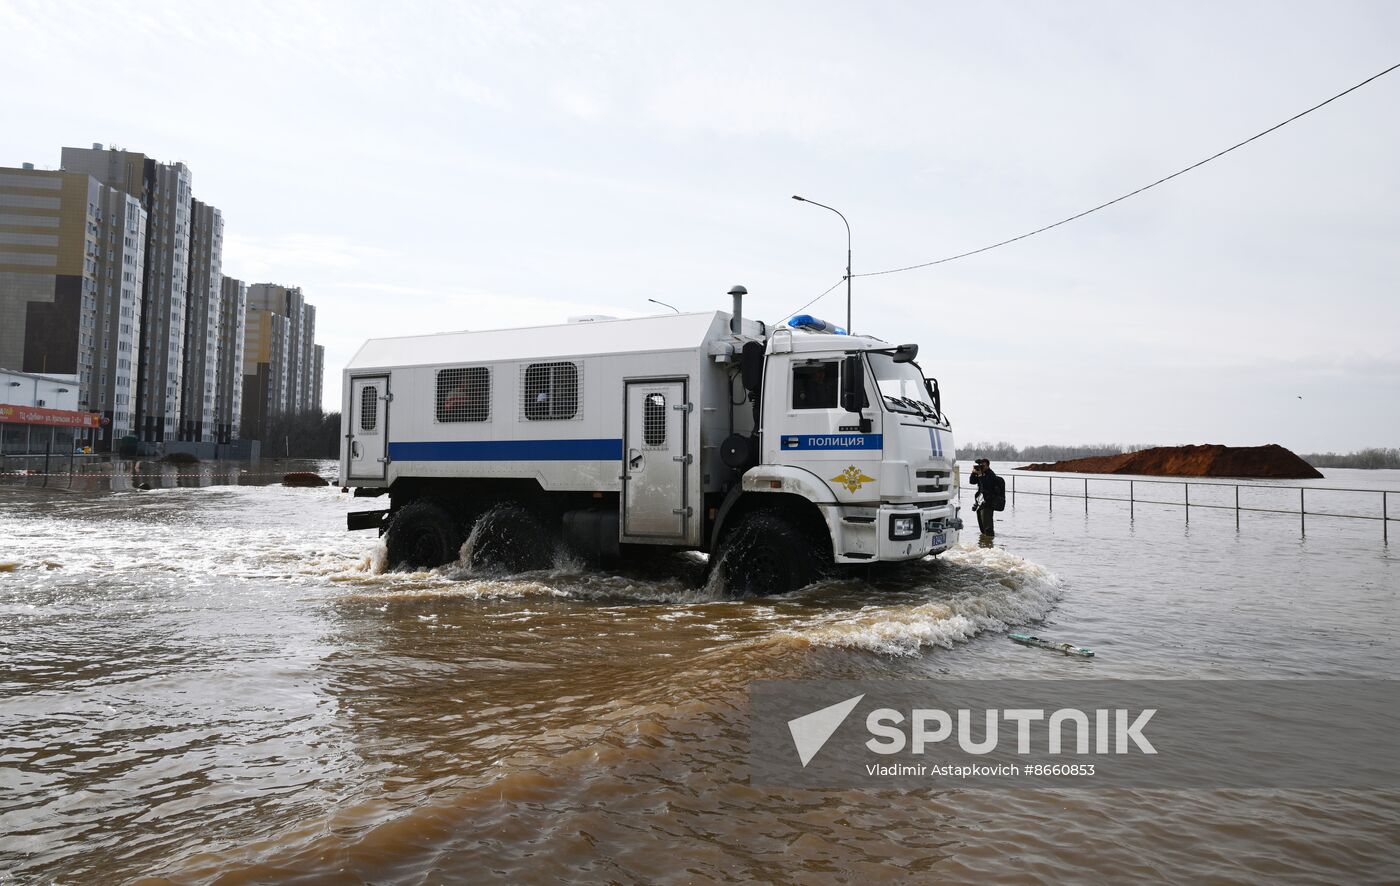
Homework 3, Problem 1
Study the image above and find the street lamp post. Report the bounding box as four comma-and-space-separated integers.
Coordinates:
792, 195, 852, 333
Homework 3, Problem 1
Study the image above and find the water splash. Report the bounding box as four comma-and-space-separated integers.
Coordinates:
794, 544, 1063, 656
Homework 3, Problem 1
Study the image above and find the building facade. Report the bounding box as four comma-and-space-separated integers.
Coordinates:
63, 144, 192, 442
241, 283, 322, 438
5, 144, 327, 451
311, 343, 324, 418
179, 198, 223, 441
215, 276, 247, 442
240, 304, 289, 440
0, 164, 147, 443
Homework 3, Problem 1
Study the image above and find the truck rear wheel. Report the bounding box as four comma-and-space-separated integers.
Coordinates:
466, 503, 553, 573
386, 500, 465, 570
716, 511, 821, 595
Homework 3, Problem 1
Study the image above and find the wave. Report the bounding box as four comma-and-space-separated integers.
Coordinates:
793, 544, 1063, 656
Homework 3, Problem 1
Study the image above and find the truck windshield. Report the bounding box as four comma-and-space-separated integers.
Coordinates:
866, 352, 936, 418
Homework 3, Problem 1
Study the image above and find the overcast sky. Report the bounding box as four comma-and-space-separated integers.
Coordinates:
3, 1, 1396, 451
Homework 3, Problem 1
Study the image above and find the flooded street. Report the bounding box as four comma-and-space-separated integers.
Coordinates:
2, 461, 1398, 882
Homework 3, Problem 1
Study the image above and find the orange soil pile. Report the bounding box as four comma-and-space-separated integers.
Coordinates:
1016, 444, 1322, 479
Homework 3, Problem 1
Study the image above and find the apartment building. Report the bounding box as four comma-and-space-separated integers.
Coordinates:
240, 303, 289, 440
0, 164, 146, 442
63, 144, 192, 442
179, 198, 224, 441
215, 276, 247, 443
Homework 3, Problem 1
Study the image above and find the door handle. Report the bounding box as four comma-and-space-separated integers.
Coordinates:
352, 441, 361, 458
628, 449, 643, 470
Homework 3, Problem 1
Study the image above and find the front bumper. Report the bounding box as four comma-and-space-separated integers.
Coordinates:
830, 500, 961, 563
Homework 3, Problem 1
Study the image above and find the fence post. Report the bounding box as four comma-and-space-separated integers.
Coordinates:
1130, 480, 1134, 519
1012, 473, 1016, 507
1084, 477, 1089, 514
1300, 488, 1306, 536
1185, 482, 1190, 524
1235, 485, 1240, 529
1385, 491, 1389, 543
1049, 477, 1053, 512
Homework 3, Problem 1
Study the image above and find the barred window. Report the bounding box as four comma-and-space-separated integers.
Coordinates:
359, 385, 378, 432
643, 392, 666, 447
436, 366, 490, 422
522, 362, 579, 420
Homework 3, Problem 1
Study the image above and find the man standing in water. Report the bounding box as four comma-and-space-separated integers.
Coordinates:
969, 459, 1003, 537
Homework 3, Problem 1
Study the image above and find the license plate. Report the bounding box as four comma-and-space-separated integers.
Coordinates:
929, 531, 946, 548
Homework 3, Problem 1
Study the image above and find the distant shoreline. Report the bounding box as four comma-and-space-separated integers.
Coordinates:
957, 443, 1399, 471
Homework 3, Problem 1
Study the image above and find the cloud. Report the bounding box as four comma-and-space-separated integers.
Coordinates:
443, 75, 508, 109
549, 83, 608, 121
221, 234, 397, 283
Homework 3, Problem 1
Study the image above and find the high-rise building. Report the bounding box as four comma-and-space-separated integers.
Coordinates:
9, 145, 325, 450
244, 283, 321, 421
240, 304, 289, 440
0, 164, 146, 443
215, 276, 247, 443
311, 343, 324, 414
179, 198, 223, 441
62, 144, 192, 442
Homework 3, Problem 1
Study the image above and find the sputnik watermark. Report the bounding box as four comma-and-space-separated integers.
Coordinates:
864, 706, 1155, 756
788, 696, 1154, 767
752, 680, 1400, 789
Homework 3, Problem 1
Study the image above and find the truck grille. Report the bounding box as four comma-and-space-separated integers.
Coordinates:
916, 469, 950, 495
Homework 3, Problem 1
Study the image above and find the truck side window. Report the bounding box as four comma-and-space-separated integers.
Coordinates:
436, 366, 490, 422
360, 385, 378, 432
643, 393, 666, 446
792, 362, 838, 409
522, 361, 580, 420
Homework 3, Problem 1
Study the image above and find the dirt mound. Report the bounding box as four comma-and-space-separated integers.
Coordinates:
282, 471, 329, 487
1016, 444, 1322, 479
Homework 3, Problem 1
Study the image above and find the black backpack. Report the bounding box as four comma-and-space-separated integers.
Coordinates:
988, 474, 1007, 511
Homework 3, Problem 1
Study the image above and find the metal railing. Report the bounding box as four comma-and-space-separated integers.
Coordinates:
959, 472, 1397, 541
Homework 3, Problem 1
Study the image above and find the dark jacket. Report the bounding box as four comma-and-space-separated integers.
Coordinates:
970, 468, 1000, 506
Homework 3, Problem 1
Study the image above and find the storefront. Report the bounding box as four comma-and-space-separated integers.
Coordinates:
0, 403, 102, 454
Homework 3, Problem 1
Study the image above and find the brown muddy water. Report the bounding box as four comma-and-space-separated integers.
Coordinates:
2, 460, 1398, 883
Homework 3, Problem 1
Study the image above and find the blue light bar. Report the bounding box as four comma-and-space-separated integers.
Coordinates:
789, 314, 848, 335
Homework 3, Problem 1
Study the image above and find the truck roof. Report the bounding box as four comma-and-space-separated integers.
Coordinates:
346, 311, 728, 370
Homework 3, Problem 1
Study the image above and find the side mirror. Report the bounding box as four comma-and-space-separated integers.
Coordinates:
841, 355, 865, 413
926, 377, 941, 417
741, 341, 765, 392
892, 343, 919, 363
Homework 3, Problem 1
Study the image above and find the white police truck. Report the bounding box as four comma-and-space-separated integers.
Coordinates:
341, 286, 960, 593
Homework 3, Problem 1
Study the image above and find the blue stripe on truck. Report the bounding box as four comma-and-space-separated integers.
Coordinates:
388, 438, 624, 461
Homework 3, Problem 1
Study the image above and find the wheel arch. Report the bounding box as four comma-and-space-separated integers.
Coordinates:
709, 464, 841, 555
709, 489, 834, 562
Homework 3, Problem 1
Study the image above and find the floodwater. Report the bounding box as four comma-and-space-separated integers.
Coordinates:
2, 460, 1398, 882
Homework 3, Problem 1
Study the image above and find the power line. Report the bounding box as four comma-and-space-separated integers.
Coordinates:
782, 60, 1400, 316
775, 277, 846, 324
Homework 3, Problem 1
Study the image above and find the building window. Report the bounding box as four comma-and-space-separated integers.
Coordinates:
792, 361, 839, 409
522, 362, 579, 420
643, 393, 666, 447
435, 367, 489, 422
360, 385, 379, 432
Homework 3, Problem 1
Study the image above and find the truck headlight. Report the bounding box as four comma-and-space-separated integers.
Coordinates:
889, 514, 920, 540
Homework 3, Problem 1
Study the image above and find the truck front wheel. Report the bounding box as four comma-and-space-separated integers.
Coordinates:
716, 510, 822, 595
385, 499, 465, 570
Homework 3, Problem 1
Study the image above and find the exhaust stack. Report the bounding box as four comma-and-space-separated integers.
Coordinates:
728, 284, 747, 335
